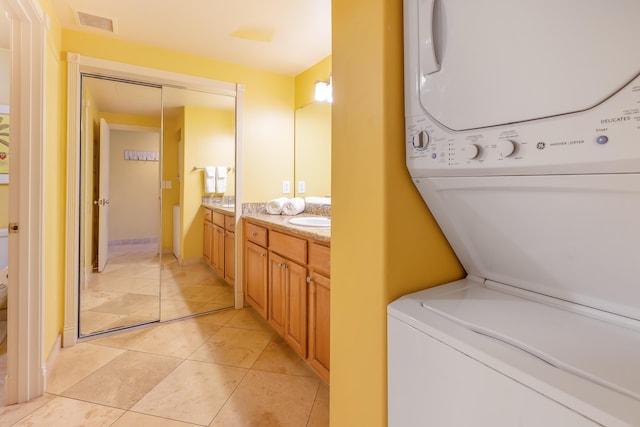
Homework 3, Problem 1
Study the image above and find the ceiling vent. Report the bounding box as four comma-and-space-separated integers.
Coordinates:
76, 11, 116, 33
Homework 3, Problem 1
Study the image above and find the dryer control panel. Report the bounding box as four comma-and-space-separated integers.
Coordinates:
406, 75, 640, 177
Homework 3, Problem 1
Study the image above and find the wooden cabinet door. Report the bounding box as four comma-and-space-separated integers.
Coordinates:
308, 271, 330, 382
245, 241, 268, 318
285, 260, 308, 358
268, 252, 287, 336
224, 230, 235, 285
203, 221, 213, 263
212, 225, 225, 275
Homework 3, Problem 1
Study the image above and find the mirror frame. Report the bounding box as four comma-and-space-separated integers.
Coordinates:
64, 53, 244, 347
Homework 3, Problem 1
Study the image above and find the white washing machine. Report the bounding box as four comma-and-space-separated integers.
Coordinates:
389, 1, 640, 426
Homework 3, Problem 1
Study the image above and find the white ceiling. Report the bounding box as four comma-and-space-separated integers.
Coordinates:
51, 0, 331, 76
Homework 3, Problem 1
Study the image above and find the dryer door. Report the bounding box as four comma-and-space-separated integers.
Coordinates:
405, 0, 640, 131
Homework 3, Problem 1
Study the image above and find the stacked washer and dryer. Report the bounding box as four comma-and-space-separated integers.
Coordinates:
388, 1, 640, 426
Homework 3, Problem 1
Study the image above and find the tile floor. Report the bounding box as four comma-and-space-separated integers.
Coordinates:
80, 243, 235, 336
0, 307, 329, 426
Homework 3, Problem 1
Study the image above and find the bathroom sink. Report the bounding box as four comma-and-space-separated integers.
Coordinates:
221, 204, 235, 208
288, 217, 331, 227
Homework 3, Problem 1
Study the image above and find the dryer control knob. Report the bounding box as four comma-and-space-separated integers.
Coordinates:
412, 130, 430, 150
498, 140, 517, 157
464, 144, 480, 160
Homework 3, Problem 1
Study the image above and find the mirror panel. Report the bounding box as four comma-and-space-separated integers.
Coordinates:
294, 102, 331, 198
160, 86, 236, 321
79, 75, 162, 336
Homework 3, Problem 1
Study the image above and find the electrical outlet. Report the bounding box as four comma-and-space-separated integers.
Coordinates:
298, 181, 306, 194
282, 180, 291, 194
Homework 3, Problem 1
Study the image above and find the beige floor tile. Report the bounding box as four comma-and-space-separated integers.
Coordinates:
61, 351, 181, 409
131, 359, 247, 425
0, 393, 56, 427
79, 310, 129, 335
189, 327, 272, 368
225, 307, 274, 332
307, 381, 330, 427
210, 370, 320, 427
160, 300, 231, 322
111, 411, 201, 427
90, 293, 160, 317
102, 320, 220, 358
162, 282, 228, 303
191, 308, 238, 326
46, 342, 125, 395
251, 335, 317, 377
12, 396, 124, 427
80, 289, 127, 311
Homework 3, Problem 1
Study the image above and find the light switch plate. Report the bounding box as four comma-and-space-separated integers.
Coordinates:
298, 181, 305, 193
282, 180, 291, 194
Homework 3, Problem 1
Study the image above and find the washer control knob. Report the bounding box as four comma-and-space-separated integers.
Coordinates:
464, 144, 480, 160
498, 140, 517, 157
412, 130, 430, 150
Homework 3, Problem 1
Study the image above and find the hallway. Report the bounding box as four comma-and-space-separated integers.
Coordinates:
0, 307, 329, 426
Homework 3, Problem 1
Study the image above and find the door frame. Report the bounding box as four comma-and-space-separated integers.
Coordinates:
64, 54, 244, 346
3, 0, 47, 404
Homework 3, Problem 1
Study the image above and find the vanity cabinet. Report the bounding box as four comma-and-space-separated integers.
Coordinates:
203, 207, 234, 282
308, 242, 331, 382
244, 222, 269, 318
243, 219, 330, 381
224, 215, 235, 285
268, 230, 308, 358
203, 208, 213, 263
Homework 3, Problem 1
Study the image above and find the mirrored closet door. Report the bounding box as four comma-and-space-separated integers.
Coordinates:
78, 75, 163, 336
77, 74, 239, 338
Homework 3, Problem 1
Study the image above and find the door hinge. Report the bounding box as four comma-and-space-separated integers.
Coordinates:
9, 222, 19, 233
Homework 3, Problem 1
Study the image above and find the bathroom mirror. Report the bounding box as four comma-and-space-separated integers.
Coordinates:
77, 75, 238, 337
294, 102, 331, 198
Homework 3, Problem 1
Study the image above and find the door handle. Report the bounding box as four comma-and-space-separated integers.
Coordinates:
93, 198, 110, 206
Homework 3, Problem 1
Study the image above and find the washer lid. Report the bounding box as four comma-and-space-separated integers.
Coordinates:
416, 0, 640, 131
421, 282, 640, 401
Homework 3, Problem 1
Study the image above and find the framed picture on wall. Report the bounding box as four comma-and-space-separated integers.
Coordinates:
0, 105, 8, 184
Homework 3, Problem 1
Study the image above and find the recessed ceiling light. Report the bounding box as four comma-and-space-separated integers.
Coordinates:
75, 10, 116, 33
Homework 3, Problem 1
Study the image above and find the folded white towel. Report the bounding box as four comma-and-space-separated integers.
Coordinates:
266, 197, 288, 215
215, 166, 227, 193
204, 166, 216, 193
305, 196, 331, 205
282, 197, 306, 215
204, 166, 216, 178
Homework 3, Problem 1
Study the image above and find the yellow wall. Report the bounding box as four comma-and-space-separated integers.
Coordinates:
181, 106, 235, 261
294, 56, 332, 109
294, 103, 331, 197
40, 0, 65, 356
161, 111, 182, 250
62, 30, 294, 203
0, 48, 10, 229
331, 1, 464, 425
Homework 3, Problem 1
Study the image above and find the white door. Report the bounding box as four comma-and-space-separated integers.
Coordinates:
97, 118, 110, 272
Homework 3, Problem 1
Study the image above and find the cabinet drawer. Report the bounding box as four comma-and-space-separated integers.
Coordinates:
212, 211, 225, 227
270, 231, 307, 265
225, 214, 235, 232
245, 222, 268, 247
309, 242, 330, 277
204, 208, 212, 223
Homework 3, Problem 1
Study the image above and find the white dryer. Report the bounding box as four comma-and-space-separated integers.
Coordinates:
389, 1, 640, 426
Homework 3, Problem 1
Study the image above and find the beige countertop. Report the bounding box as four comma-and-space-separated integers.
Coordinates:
242, 213, 331, 244
202, 203, 235, 216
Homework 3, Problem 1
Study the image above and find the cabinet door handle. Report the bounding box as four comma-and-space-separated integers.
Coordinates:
261, 253, 266, 257
252, 232, 257, 237
306, 276, 313, 283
